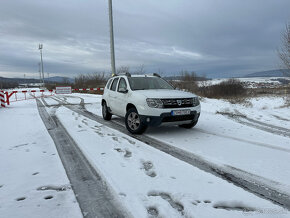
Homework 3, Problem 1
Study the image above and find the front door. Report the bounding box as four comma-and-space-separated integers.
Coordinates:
114, 77, 129, 116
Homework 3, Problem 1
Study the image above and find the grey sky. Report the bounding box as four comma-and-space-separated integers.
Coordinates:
0, 0, 289, 78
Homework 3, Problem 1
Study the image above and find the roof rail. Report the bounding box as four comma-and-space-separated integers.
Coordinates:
119, 72, 131, 77
153, 73, 161, 78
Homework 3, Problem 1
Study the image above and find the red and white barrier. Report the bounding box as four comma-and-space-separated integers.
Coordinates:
8, 89, 53, 94
0, 90, 5, 108
5, 89, 54, 105
2, 87, 104, 106
73, 88, 104, 91
5, 88, 104, 94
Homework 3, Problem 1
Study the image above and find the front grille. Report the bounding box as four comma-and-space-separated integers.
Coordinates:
162, 114, 195, 122
162, 98, 193, 108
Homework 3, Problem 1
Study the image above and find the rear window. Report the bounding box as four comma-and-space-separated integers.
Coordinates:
106, 79, 113, 89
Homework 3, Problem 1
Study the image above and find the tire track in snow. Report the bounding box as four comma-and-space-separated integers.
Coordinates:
59, 94, 288, 154
37, 98, 131, 218
216, 111, 290, 138
49, 96, 290, 211
195, 128, 290, 153
105, 117, 290, 154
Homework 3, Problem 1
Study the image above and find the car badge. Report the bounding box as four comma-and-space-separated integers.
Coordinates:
177, 100, 182, 106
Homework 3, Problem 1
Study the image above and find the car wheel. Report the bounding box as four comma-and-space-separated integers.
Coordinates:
102, 102, 112, 120
125, 108, 147, 134
179, 119, 198, 129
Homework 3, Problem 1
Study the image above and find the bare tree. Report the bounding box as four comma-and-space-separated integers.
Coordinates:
117, 66, 130, 75
181, 70, 197, 82
173, 70, 198, 92
278, 23, 290, 76
62, 77, 70, 85
74, 72, 106, 89
135, 64, 145, 75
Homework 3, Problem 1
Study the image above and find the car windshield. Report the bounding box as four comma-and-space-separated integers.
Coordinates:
128, 77, 174, 90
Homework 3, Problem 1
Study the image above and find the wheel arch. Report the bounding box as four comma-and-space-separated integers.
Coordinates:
126, 103, 137, 112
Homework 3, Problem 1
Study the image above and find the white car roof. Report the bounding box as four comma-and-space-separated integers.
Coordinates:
115, 74, 156, 78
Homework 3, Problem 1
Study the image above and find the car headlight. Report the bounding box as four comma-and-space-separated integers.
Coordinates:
146, 98, 164, 108
192, 97, 200, 107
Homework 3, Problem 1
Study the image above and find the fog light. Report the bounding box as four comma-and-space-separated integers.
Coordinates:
146, 118, 150, 122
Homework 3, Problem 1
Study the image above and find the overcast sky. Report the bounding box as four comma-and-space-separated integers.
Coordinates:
0, 0, 289, 79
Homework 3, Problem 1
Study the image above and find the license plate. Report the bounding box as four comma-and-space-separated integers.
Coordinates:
171, 109, 191, 116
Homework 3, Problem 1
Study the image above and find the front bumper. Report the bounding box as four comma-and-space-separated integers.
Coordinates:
140, 111, 200, 127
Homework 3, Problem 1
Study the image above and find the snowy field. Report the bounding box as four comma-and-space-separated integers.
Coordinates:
198, 77, 290, 88
1, 91, 290, 217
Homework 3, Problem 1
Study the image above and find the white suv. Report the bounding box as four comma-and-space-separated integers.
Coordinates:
102, 73, 201, 134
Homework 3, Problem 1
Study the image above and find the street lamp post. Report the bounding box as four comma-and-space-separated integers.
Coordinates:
38, 62, 41, 83
108, 0, 116, 75
38, 44, 45, 86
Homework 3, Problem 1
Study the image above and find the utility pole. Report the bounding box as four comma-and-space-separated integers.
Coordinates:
108, 0, 116, 75
38, 44, 45, 86
38, 62, 41, 82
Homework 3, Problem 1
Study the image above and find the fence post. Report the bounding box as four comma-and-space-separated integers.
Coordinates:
5, 92, 10, 105
0, 90, 5, 108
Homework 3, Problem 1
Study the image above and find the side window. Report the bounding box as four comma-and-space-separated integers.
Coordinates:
110, 78, 119, 91
106, 79, 113, 89
118, 78, 127, 92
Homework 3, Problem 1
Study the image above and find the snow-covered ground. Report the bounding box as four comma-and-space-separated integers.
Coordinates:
202, 96, 290, 129
1, 91, 290, 217
54, 98, 289, 218
0, 94, 82, 218
198, 77, 290, 88
59, 93, 290, 216
79, 94, 290, 191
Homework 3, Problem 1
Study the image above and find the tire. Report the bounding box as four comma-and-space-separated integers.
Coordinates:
125, 108, 147, 134
102, 102, 112, 120
179, 119, 198, 129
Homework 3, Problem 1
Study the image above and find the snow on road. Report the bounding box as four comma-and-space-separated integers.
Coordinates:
54, 105, 288, 218
1, 92, 290, 217
0, 97, 82, 218
146, 111, 290, 191
76, 94, 290, 193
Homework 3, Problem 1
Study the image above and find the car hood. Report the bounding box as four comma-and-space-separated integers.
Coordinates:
132, 89, 196, 99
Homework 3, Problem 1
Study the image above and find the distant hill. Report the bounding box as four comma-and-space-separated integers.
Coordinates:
0, 77, 39, 84
0, 77, 20, 89
164, 75, 210, 81
44, 76, 74, 84
0, 76, 74, 84
244, 69, 290, 78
